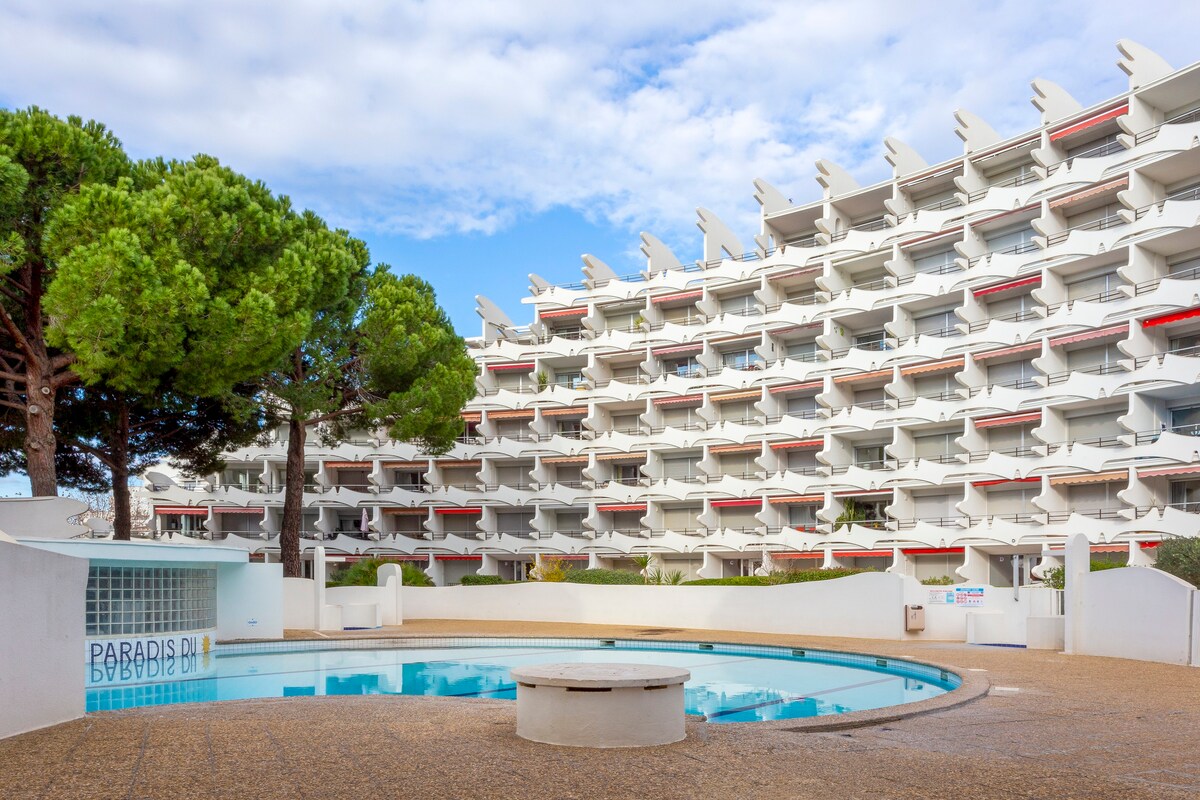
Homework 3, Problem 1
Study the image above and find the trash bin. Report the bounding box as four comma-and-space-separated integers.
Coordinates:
905, 604, 925, 632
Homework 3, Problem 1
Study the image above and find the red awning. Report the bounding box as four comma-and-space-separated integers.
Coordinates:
460, 412, 482, 423
901, 547, 965, 555
539, 406, 587, 417
900, 357, 964, 377
487, 362, 535, 372
768, 495, 824, 505
1048, 177, 1129, 210
597, 503, 648, 515
1050, 104, 1128, 141
486, 409, 534, 420
382, 507, 428, 516
651, 342, 704, 357
711, 389, 761, 402
709, 443, 761, 455
1049, 323, 1128, 348
833, 550, 894, 558
973, 275, 1041, 297
1138, 464, 1200, 479
974, 411, 1041, 429
833, 368, 892, 385
155, 506, 208, 517
768, 380, 822, 395
212, 507, 264, 514
973, 341, 1041, 361
769, 438, 823, 450
435, 555, 482, 561
651, 290, 703, 305
652, 394, 703, 407
434, 507, 482, 515
972, 477, 1040, 488
540, 307, 588, 319
1143, 307, 1200, 328
597, 504, 647, 513
326, 461, 371, 469
711, 498, 762, 508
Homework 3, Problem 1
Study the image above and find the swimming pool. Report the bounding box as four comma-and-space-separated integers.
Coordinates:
86, 637, 959, 723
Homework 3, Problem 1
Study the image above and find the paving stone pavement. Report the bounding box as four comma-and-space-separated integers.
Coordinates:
2, 620, 1198, 799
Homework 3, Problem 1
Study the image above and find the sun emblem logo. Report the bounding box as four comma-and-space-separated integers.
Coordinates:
202, 635, 211, 655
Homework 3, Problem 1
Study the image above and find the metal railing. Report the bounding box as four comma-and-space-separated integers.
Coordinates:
1132, 107, 1200, 145
1134, 185, 1200, 220
1046, 214, 1126, 246
1045, 362, 1126, 385
968, 309, 1041, 332
966, 171, 1040, 203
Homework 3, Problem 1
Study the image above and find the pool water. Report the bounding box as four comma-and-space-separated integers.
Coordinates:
86, 639, 958, 723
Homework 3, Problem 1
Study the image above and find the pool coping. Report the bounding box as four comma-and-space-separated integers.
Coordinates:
207, 632, 991, 732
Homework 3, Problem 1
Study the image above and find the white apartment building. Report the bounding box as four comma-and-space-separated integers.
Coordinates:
145, 41, 1200, 586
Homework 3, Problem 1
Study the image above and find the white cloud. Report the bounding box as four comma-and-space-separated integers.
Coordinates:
0, 0, 1197, 264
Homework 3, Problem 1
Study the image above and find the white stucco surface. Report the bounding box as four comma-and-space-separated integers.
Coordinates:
0, 540, 88, 739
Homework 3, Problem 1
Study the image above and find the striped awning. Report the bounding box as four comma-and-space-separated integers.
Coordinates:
1049, 470, 1127, 486
972, 477, 1040, 488
973, 275, 1041, 297
768, 495, 824, 505
436, 460, 482, 469
435, 555, 482, 561
434, 507, 482, 515
1138, 464, 1200, 479
833, 368, 892, 385
652, 394, 703, 407
974, 341, 1040, 361
326, 461, 371, 469
901, 547, 965, 555
460, 412, 482, 423
1048, 323, 1127, 348
1050, 104, 1127, 141
487, 409, 535, 420
542, 455, 589, 465
651, 290, 703, 305
974, 411, 1040, 429
709, 443, 761, 455
540, 306, 588, 319
833, 489, 892, 498
900, 357, 964, 377
382, 460, 428, 469
382, 507, 428, 516
595, 452, 647, 462
486, 362, 535, 372
651, 342, 704, 357
1048, 177, 1129, 210
768, 381, 822, 395
772, 551, 824, 559
711, 389, 760, 402
597, 504, 647, 513
539, 406, 587, 417
155, 506, 209, 517
770, 438, 823, 450
833, 550, 893, 558
711, 498, 762, 508
212, 507, 264, 515
1143, 306, 1200, 328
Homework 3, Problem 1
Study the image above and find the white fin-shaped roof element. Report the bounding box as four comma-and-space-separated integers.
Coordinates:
753, 178, 791, 216
1117, 39, 1173, 89
696, 207, 745, 264
639, 232, 681, 272
954, 109, 1002, 152
475, 294, 515, 329
815, 159, 859, 196
1031, 78, 1083, 124
527, 274, 551, 293
883, 137, 928, 176
581, 254, 617, 284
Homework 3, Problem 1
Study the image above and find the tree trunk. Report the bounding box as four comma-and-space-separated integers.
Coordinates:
24, 362, 58, 496
110, 395, 132, 541
280, 416, 307, 578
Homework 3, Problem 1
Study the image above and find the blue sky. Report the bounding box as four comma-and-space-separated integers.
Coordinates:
0, 0, 1198, 494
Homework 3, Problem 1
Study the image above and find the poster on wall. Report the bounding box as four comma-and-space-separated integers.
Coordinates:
926, 589, 955, 605
953, 586, 985, 607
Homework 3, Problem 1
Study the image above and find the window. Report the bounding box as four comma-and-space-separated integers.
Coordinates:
661, 406, 701, 429
662, 306, 700, 325
717, 505, 760, 531
1067, 343, 1122, 372
1169, 332, 1200, 356
1067, 411, 1123, 444
984, 487, 1037, 516
984, 223, 1036, 255
788, 505, 817, 529
915, 373, 957, 400
985, 292, 1037, 321
611, 365, 641, 383
914, 432, 960, 462
555, 371, 584, 389
913, 493, 957, 521
785, 340, 818, 360
662, 506, 702, 533
913, 308, 958, 335
986, 422, 1037, 456
86, 566, 217, 637
854, 444, 887, 468
662, 456, 701, 480
1170, 405, 1200, 435
786, 450, 818, 473
987, 359, 1036, 389
1065, 270, 1121, 301
1169, 479, 1200, 511
853, 330, 889, 350
611, 413, 641, 434
717, 453, 757, 478
721, 349, 763, 370
719, 400, 756, 424
556, 420, 583, 438
912, 247, 957, 275
496, 464, 531, 488
496, 511, 534, 536
666, 357, 700, 378
720, 293, 757, 315
786, 395, 818, 416
1066, 132, 1119, 159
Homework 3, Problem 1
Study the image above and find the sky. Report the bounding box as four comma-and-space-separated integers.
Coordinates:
0, 0, 1197, 494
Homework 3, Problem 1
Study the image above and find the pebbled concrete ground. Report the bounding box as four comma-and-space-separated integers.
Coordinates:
3, 620, 1199, 799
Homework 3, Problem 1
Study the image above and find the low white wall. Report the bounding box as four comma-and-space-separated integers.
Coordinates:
0, 540, 88, 739
403, 572, 911, 640
283, 578, 316, 629
1074, 566, 1197, 666
217, 562, 284, 640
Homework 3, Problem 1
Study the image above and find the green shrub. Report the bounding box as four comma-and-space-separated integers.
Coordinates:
533, 556, 570, 582
459, 574, 509, 586
920, 575, 956, 586
562, 568, 643, 585
683, 575, 771, 586
1155, 537, 1200, 587
684, 568, 866, 587
1041, 560, 1127, 590
326, 558, 433, 587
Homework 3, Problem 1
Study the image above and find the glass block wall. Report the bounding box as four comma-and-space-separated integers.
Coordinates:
85, 566, 217, 637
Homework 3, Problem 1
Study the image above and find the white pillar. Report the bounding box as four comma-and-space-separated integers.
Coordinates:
1063, 533, 1089, 655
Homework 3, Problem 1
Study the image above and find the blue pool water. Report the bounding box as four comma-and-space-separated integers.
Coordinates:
86, 638, 958, 723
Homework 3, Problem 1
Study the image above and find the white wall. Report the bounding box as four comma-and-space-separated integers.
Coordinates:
216, 562, 284, 640
403, 572, 912, 640
0, 540, 88, 739
283, 578, 316, 629
1074, 566, 1197, 666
